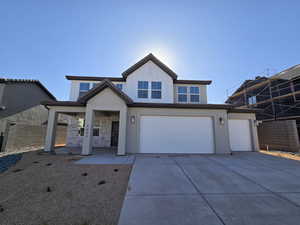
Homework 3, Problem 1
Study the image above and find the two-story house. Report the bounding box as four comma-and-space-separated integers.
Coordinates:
42, 54, 259, 155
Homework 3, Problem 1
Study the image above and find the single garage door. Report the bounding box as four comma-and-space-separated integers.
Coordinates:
228, 119, 252, 151
139, 116, 214, 153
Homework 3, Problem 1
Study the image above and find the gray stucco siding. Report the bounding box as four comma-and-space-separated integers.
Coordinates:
0, 83, 53, 119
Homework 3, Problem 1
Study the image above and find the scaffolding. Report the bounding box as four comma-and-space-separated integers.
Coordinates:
226, 73, 300, 123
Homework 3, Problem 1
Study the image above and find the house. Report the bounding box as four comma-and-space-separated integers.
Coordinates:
0, 78, 67, 153
42, 53, 259, 155
226, 64, 300, 152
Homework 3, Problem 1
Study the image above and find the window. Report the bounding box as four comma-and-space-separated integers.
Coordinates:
151, 81, 162, 99
78, 118, 85, 136
178, 86, 188, 102
190, 86, 200, 103
79, 83, 90, 98
177, 86, 201, 103
79, 128, 85, 136
93, 128, 100, 136
138, 81, 148, 98
248, 96, 257, 105
92, 83, 98, 88
116, 83, 123, 90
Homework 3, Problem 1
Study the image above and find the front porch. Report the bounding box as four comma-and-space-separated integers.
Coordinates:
44, 105, 127, 156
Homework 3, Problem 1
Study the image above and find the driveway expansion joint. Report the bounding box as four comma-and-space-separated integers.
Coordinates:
172, 158, 227, 225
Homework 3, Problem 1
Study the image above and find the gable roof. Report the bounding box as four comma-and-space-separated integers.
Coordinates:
78, 79, 133, 104
0, 78, 56, 100
122, 53, 178, 80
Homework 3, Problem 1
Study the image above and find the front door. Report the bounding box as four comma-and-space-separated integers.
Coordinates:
111, 121, 119, 147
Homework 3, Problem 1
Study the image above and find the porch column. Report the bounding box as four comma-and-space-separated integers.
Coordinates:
81, 109, 94, 155
117, 109, 127, 155
44, 109, 58, 152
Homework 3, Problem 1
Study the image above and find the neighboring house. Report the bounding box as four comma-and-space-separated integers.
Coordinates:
0, 78, 66, 153
226, 64, 300, 152
42, 53, 259, 155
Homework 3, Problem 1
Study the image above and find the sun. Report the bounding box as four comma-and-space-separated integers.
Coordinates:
138, 46, 175, 69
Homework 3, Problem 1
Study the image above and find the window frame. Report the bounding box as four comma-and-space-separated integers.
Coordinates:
151, 81, 162, 99
248, 96, 257, 105
78, 118, 85, 136
137, 81, 149, 98
177, 86, 188, 103
93, 127, 100, 136
79, 83, 90, 98
177, 86, 201, 103
190, 86, 200, 103
92, 83, 98, 89
115, 83, 123, 90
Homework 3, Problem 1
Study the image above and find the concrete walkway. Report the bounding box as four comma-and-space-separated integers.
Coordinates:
75, 153, 135, 165
118, 152, 300, 225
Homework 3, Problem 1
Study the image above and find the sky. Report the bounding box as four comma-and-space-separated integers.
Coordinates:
0, 0, 299, 103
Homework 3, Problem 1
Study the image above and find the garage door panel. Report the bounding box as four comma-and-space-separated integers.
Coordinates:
228, 119, 252, 151
140, 116, 214, 154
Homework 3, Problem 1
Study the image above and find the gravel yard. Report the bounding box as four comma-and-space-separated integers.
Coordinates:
0, 151, 132, 225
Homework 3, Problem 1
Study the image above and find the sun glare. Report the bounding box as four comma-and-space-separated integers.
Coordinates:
138, 46, 175, 69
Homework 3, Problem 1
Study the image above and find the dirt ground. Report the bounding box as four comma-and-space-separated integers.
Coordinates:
260, 150, 300, 161
0, 151, 132, 225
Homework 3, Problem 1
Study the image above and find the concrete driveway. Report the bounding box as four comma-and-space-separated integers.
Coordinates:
118, 152, 300, 225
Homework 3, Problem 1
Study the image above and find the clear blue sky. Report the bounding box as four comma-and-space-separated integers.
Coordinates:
1, 0, 299, 103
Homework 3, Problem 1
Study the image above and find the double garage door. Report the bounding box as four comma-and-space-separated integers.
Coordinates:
139, 116, 253, 153
139, 116, 215, 154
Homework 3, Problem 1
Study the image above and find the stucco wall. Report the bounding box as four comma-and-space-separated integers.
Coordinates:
258, 120, 300, 152
126, 107, 232, 154
68, 61, 175, 103
0, 82, 53, 119
125, 61, 174, 103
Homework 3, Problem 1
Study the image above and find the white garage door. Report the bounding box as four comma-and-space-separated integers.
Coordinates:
139, 116, 214, 153
228, 119, 252, 151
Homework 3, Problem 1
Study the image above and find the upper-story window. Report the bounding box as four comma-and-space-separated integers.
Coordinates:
79, 83, 90, 98
190, 86, 200, 103
151, 81, 162, 99
138, 81, 148, 98
116, 83, 123, 90
177, 86, 200, 103
177, 86, 188, 102
92, 83, 98, 88
248, 96, 256, 105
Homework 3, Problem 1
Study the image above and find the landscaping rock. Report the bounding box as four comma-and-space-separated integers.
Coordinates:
12, 169, 22, 173
98, 180, 106, 185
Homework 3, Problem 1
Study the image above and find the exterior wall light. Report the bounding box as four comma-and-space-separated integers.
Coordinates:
254, 120, 261, 126
219, 117, 225, 125
130, 115, 136, 124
